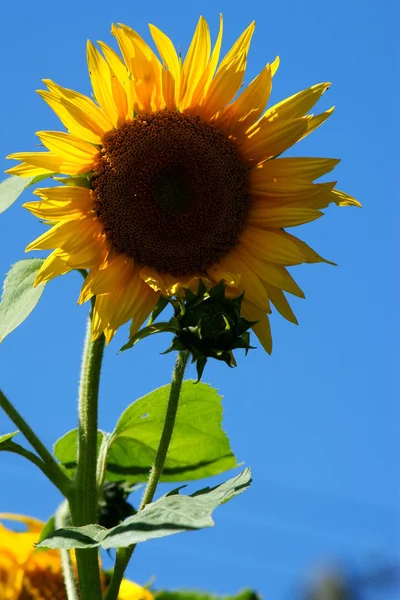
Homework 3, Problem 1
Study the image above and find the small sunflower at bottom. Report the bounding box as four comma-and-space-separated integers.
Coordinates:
0, 513, 152, 600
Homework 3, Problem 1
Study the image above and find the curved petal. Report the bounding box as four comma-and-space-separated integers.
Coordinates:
261, 82, 331, 124
236, 243, 305, 298
190, 14, 224, 106
149, 23, 180, 108
238, 116, 310, 164
6, 152, 93, 176
241, 300, 272, 354
218, 21, 255, 72
180, 16, 211, 109
246, 204, 323, 228
98, 41, 134, 121
239, 225, 330, 266
87, 41, 121, 127
199, 50, 247, 120
250, 157, 340, 181
34, 250, 73, 285
40, 80, 112, 140
262, 283, 298, 324
209, 249, 270, 311
35, 131, 99, 162
217, 63, 272, 134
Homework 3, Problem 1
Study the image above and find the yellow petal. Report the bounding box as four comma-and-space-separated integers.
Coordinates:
263, 284, 298, 324
262, 82, 331, 124
87, 41, 121, 128
246, 205, 323, 228
34, 250, 73, 285
33, 185, 93, 203
209, 249, 270, 311
6, 152, 91, 176
190, 14, 224, 106
26, 217, 107, 269
330, 189, 362, 208
24, 187, 93, 221
180, 16, 211, 109
117, 579, 154, 600
140, 267, 206, 296
35, 131, 99, 162
149, 23, 180, 107
218, 21, 255, 73
250, 157, 340, 181
92, 269, 158, 343
5, 163, 54, 178
200, 50, 247, 120
218, 63, 272, 134
40, 80, 112, 140
239, 117, 310, 164
240, 225, 328, 266
241, 300, 272, 354
0, 514, 44, 534
78, 255, 134, 303
270, 55, 280, 77
236, 243, 305, 298
299, 107, 335, 141
249, 174, 335, 201
98, 41, 133, 120
129, 283, 160, 338
116, 24, 163, 113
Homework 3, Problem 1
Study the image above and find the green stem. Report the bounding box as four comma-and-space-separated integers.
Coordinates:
69, 317, 105, 600
0, 441, 69, 494
139, 350, 189, 509
0, 389, 71, 495
56, 502, 79, 600
104, 350, 189, 600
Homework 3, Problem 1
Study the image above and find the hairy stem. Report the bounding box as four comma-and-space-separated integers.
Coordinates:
104, 350, 189, 600
56, 502, 79, 600
69, 317, 105, 600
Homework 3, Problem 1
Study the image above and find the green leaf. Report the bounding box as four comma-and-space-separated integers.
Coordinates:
0, 174, 52, 214
53, 430, 105, 477
0, 259, 46, 343
53, 382, 237, 484
0, 431, 19, 445
108, 381, 237, 482
37, 469, 251, 550
35, 515, 56, 551
154, 590, 261, 600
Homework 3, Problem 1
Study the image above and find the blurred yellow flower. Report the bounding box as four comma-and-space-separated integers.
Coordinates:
0, 513, 152, 600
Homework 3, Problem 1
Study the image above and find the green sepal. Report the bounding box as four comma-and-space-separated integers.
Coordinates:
195, 357, 207, 382
147, 296, 169, 325
119, 322, 179, 352
197, 279, 207, 297
207, 279, 225, 299
54, 174, 93, 188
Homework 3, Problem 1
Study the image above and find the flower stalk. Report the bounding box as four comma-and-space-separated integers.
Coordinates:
69, 315, 105, 600
104, 350, 189, 600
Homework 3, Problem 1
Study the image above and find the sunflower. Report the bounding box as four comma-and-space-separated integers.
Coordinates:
6, 16, 359, 351
0, 513, 153, 600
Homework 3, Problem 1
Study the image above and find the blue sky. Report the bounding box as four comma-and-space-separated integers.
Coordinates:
0, 0, 398, 598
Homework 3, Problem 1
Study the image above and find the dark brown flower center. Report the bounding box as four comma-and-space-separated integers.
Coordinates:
93, 111, 250, 276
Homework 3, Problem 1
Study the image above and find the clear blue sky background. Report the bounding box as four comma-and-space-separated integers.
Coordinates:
0, 0, 398, 598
